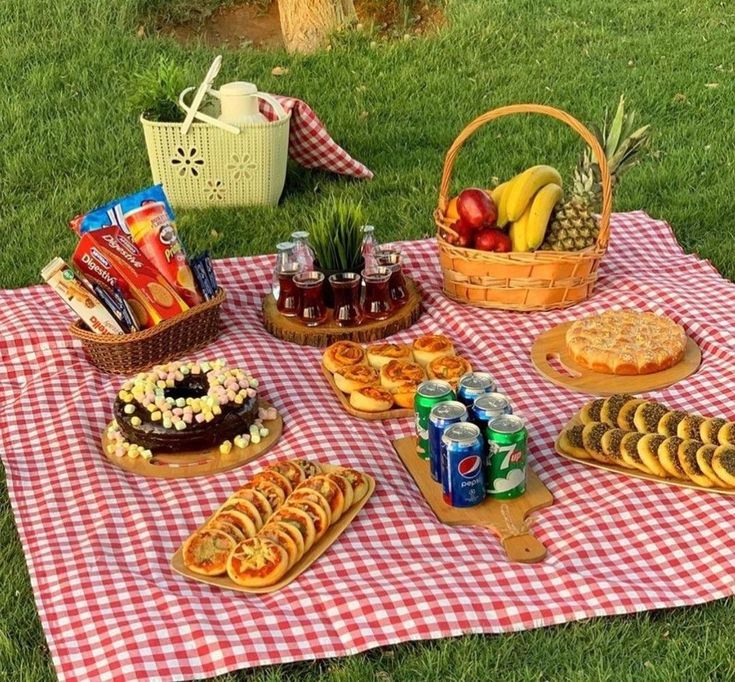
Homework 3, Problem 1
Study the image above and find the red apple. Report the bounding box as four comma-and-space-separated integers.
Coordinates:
457, 188, 497, 230
454, 222, 475, 248
474, 227, 512, 252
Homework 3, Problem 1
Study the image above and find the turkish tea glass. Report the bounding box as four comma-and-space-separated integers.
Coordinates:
376, 249, 408, 304
329, 273, 363, 327
361, 267, 393, 320
276, 263, 301, 317
294, 271, 327, 326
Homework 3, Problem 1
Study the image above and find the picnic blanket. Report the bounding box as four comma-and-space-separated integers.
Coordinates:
2, 211, 735, 682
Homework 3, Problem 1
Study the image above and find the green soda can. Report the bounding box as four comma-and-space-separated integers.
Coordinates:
486, 414, 527, 499
415, 380, 454, 459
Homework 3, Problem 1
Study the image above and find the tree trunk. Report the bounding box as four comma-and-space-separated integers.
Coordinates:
278, 0, 357, 54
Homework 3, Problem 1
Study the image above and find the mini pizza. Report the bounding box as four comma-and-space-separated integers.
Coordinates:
296, 475, 345, 522
334, 365, 380, 393
322, 341, 367, 374
390, 381, 419, 409
334, 467, 369, 503
263, 519, 305, 559
238, 479, 286, 510
204, 517, 247, 543
286, 499, 330, 541
258, 523, 301, 568
412, 334, 455, 368
270, 505, 317, 551
427, 355, 472, 387
267, 460, 306, 488
324, 472, 354, 509
380, 360, 425, 390
219, 497, 264, 531
212, 510, 257, 539
226, 538, 290, 587
253, 469, 293, 497
229, 488, 273, 521
289, 489, 333, 526
183, 529, 237, 576
366, 342, 413, 369
349, 386, 394, 412
291, 459, 322, 479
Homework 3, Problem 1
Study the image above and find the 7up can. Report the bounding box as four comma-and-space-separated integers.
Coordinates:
415, 380, 454, 459
486, 414, 527, 499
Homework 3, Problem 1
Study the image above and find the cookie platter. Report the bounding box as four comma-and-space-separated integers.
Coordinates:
555, 394, 735, 495
262, 276, 422, 349
171, 458, 375, 594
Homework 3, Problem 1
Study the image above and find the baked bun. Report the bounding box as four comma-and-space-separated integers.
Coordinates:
633, 401, 669, 433
390, 381, 419, 409
636, 433, 667, 477
657, 436, 687, 479
366, 342, 413, 369
380, 360, 425, 390
412, 334, 455, 368
323, 341, 366, 374
712, 446, 735, 487
349, 386, 394, 412
558, 425, 588, 458
580, 398, 605, 425
333, 365, 380, 393
677, 439, 713, 487
427, 355, 472, 387
565, 309, 686, 375
581, 422, 612, 463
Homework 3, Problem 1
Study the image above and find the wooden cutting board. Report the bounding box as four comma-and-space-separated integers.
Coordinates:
171, 469, 376, 594
530, 321, 701, 395
101, 400, 282, 479
555, 412, 735, 496
392, 436, 553, 563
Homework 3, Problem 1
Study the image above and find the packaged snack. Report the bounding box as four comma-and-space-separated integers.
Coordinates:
190, 252, 219, 300
41, 258, 124, 335
124, 201, 202, 307
73, 227, 188, 328
90, 282, 140, 333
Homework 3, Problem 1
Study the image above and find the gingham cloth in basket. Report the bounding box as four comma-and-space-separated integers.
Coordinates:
2, 211, 735, 682
261, 96, 373, 179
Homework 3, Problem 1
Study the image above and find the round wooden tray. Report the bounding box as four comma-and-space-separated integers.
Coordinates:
101, 400, 283, 478
530, 321, 701, 396
262, 276, 422, 348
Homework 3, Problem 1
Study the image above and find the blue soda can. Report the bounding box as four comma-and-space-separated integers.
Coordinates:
471, 392, 513, 438
428, 401, 468, 483
456, 372, 497, 408
441, 422, 486, 507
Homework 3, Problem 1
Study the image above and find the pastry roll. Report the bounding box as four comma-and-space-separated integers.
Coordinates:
427, 355, 472, 387
333, 365, 380, 393
380, 360, 425, 390
366, 342, 413, 369
349, 386, 394, 412
323, 341, 366, 374
412, 334, 455, 368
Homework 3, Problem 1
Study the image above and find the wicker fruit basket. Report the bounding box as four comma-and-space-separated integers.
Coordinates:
69, 288, 226, 374
435, 104, 612, 311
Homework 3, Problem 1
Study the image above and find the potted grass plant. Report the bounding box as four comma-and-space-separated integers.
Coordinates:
308, 196, 366, 307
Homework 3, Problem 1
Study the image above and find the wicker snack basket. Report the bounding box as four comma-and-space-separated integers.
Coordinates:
434, 104, 612, 311
69, 288, 226, 374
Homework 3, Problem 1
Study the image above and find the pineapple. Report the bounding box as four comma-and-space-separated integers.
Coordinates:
541, 96, 651, 251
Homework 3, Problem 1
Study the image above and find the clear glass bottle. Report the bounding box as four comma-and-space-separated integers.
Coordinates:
361, 225, 379, 272
290, 231, 315, 271
272, 241, 297, 298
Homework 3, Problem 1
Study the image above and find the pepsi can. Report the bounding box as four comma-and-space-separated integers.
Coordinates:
428, 401, 467, 483
471, 392, 512, 438
441, 422, 485, 507
456, 372, 497, 408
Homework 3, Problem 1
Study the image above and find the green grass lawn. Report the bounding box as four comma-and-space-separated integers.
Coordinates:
1, 0, 735, 679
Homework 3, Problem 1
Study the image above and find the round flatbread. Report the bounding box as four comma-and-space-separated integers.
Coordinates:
712, 446, 735, 487
582, 422, 612, 463
636, 433, 668, 477
333, 467, 369, 503
219, 497, 263, 531
559, 425, 590, 459
325, 472, 354, 510
213, 510, 257, 539
579, 398, 605, 425
259, 523, 300, 568
270, 506, 316, 551
696, 444, 729, 488
183, 529, 236, 576
296, 475, 346, 522
289, 489, 333, 526
657, 437, 687, 479
230, 489, 273, 523
677, 439, 714, 487
286, 499, 330, 541
226, 538, 290, 588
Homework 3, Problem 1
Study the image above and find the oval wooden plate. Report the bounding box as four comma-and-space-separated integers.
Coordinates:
262, 276, 422, 348
101, 400, 283, 479
531, 321, 701, 396
554, 412, 735, 496
170, 467, 375, 594
321, 364, 413, 421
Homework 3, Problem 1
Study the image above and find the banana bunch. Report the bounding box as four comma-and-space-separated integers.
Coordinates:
492, 165, 563, 252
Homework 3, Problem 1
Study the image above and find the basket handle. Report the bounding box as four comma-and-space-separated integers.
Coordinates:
437, 104, 612, 248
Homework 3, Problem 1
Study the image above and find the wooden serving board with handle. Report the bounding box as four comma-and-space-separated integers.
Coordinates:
530, 321, 701, 396
392, 436, 553, 563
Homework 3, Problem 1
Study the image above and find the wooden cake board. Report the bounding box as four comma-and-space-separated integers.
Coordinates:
262, 276, 422, 348
392, 436, 553, 563
531, 321, 701, 395
171, 469, 376, 594
555, 412, 735, 496
321, 364, 413, 421
101, 400, 283, 479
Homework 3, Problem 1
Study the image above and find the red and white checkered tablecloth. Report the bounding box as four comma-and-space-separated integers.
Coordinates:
2, 211, 735, 682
